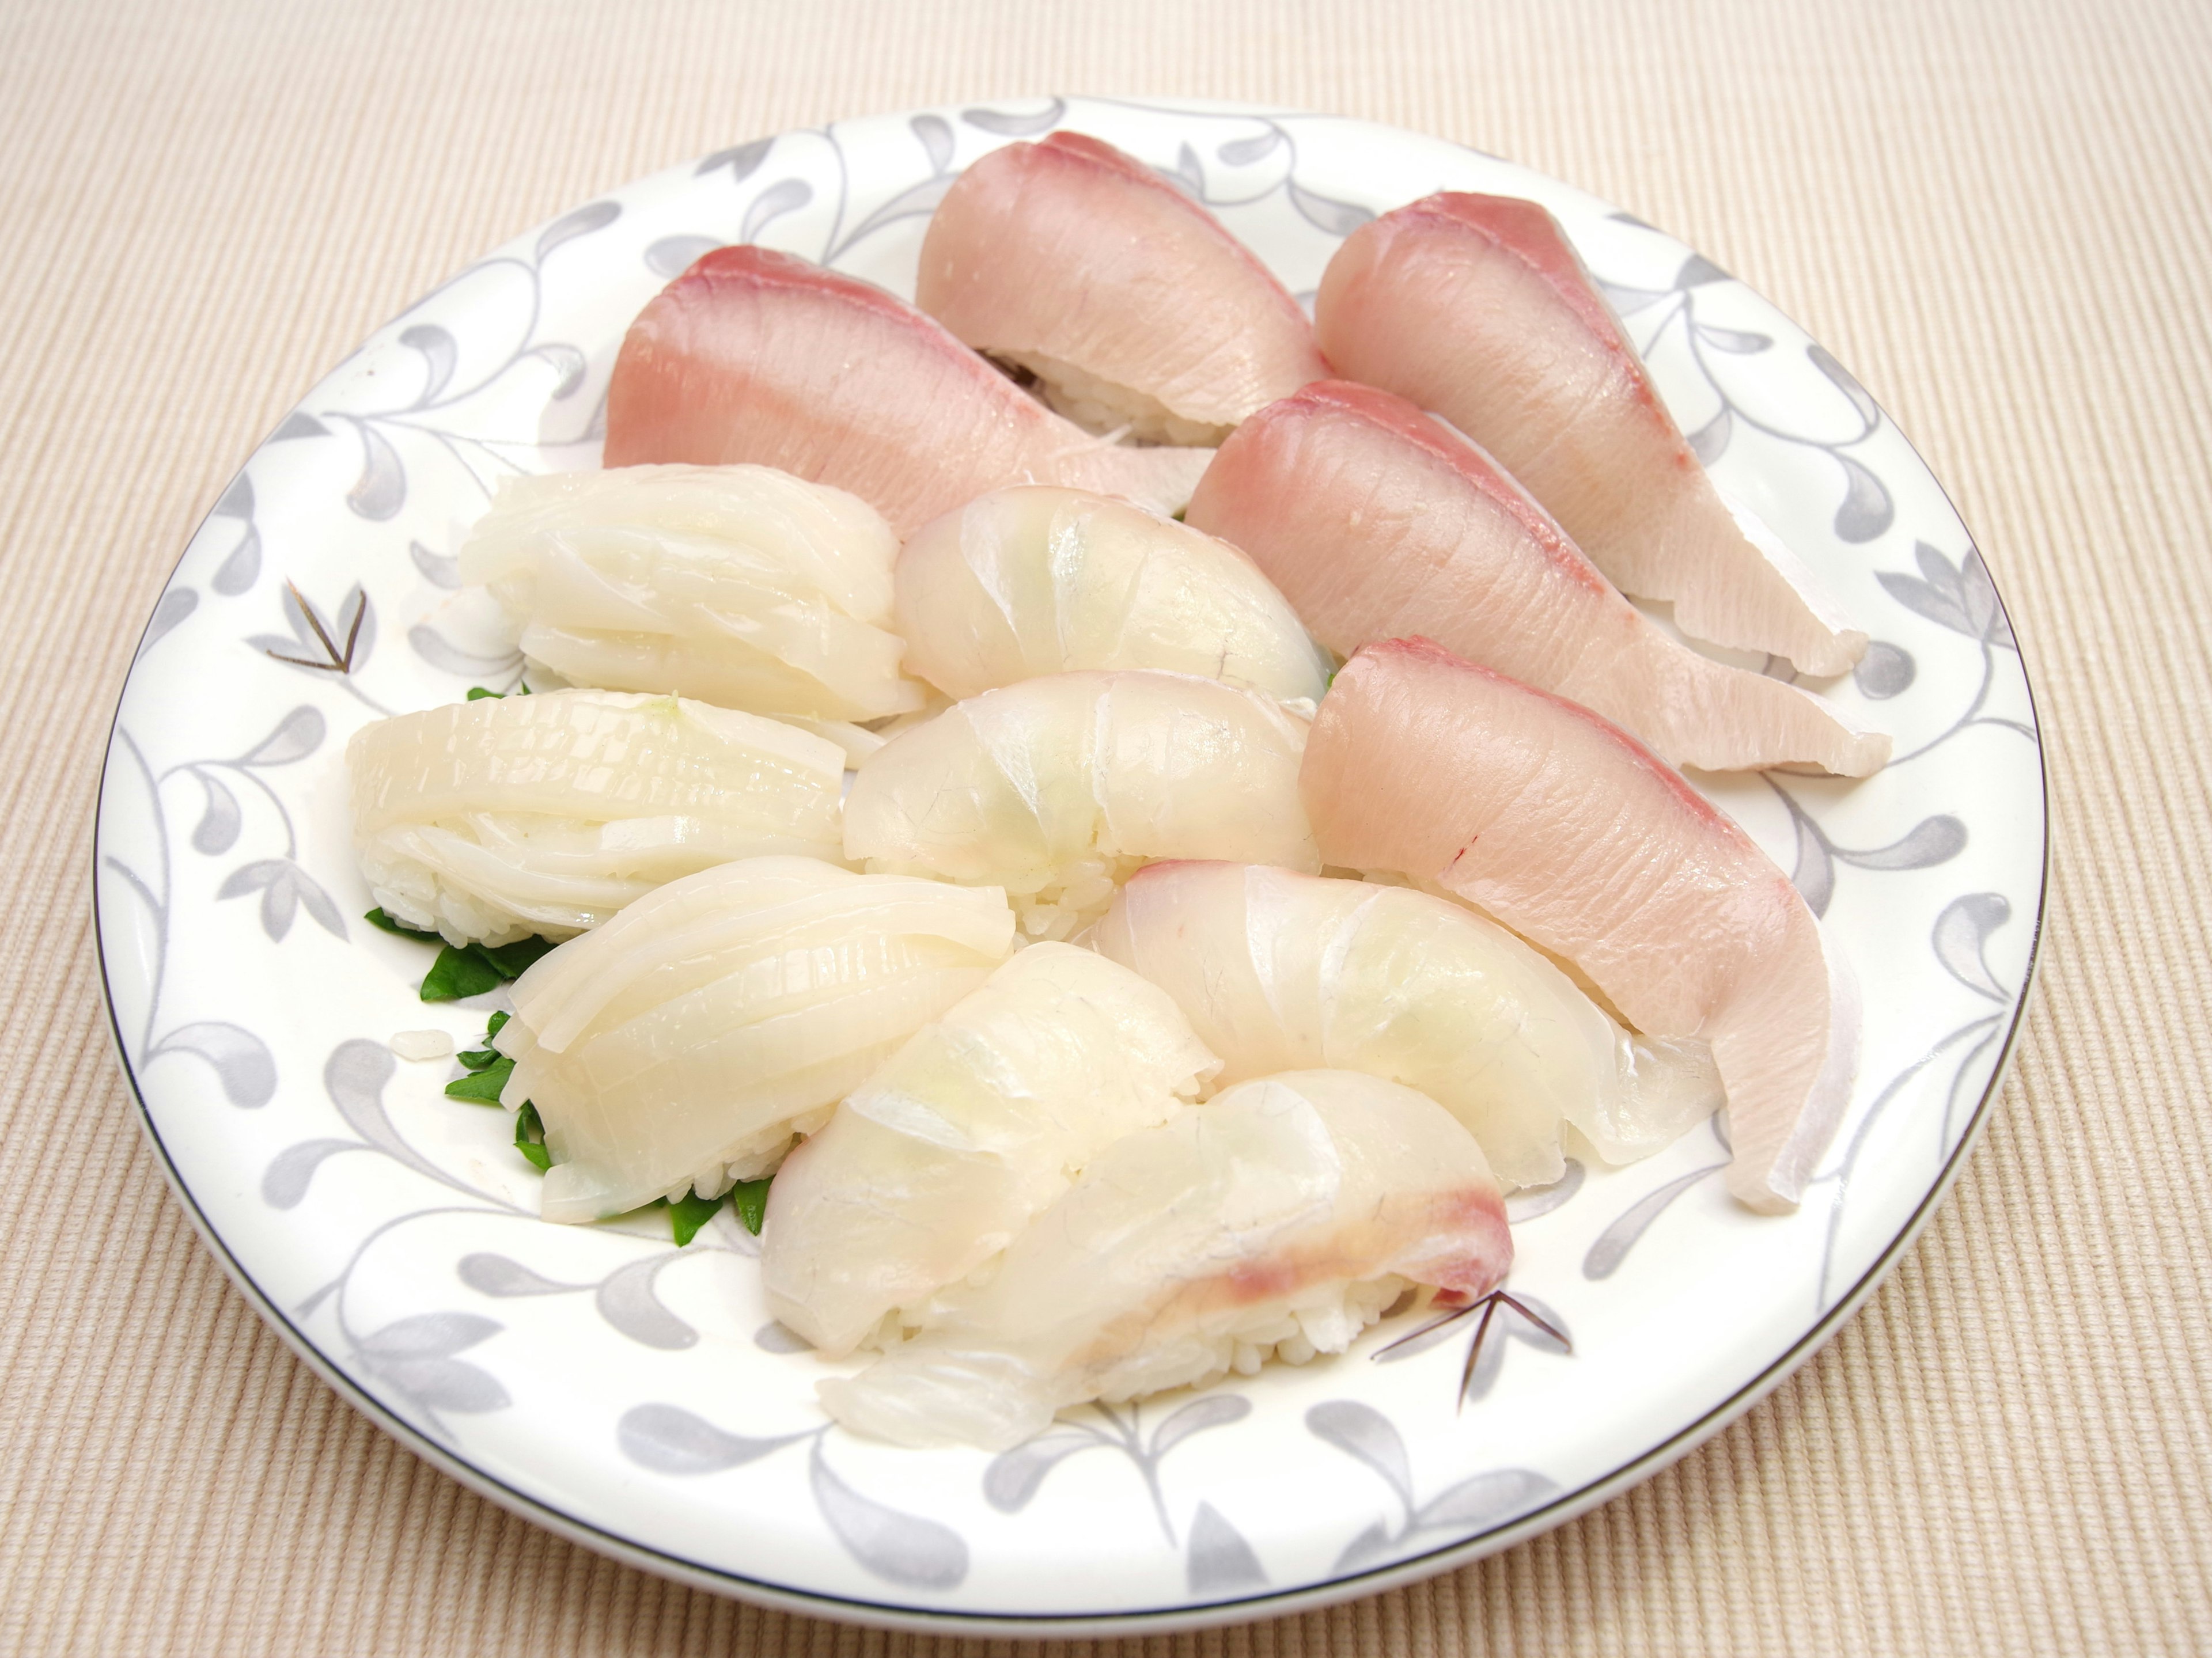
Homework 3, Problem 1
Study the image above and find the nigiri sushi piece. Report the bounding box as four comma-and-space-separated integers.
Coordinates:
1094, 862, 1719, 1187
494, 856, 1016, 1221
895, 485, 1331, 705
347, 689, 846, 946
1185, 382, 1889, 775
456, 464, 927, 722
760, 943, 1219, 1356
915, 132, 1331, 445
843, 670, 1319, 939
1300, 639, 1858, 1213
819, 1069, 1512, 1451
1315, 194, 1866, 676
603, 246, 1212, 537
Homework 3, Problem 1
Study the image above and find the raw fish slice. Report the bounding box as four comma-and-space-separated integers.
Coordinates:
760, 943, 1219, 1356
1301, 639, 1857, 1212
896, 485, 1330, 705
1094, 861, 1719, 1186
843, 669, 1319, 939
348, 689, 847, 944
1315, 194, 1865, 675
458, 464, 926, 721
819, 1070, 1511, 1451
495, 856, 1016, 1221
1186, 382, 1888, 775
916, 132, 1331, 445
604, 246, 1211, 536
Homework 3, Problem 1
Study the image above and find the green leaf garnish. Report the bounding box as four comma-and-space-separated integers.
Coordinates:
466, 685, 503, 700
455, 1047, 500, 1070
668, 1188, 726, 1246
514, 1099, 551, 1171
730, 1177, 772, 1236
486, 1009, 510, 1038
365, 907, 441, 940
420, 944, 502, 1001
474, 935, 558, 978
444, 1056, 514, 1102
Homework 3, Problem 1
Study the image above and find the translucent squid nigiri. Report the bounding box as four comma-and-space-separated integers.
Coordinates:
603, 246, 1212, 537
894, 485, 1331, 705
916, 132, 1331, 445
1184, 381, 1889, 775
760, 943, 1219, 1356
456, 464, 927, 723
842, 670, 1319, 939
494, 856, 1017, 1222
1094, 861, 1719, 1187
347, 689, 847, 946
1301, 638, 1858, 1213
1315, 194, 1866, 675
819, 1070, 1512, 1451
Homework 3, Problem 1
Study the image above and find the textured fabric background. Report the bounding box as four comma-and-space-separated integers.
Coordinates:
2, 1, 2206, 1652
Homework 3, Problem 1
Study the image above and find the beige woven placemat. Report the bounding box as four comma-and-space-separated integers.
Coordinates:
2, 0, 2206, 1651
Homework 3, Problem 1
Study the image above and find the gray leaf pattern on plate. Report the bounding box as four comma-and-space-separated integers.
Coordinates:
810, 1438, 969, 1590
1185, 1501, 1268, 1595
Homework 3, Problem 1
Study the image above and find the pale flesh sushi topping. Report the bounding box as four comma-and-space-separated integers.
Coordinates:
1093, 860, 1719, 1188
1315, 193, 1867, 676
495, 856, 1017, 1223
457, 464, 927, 723
895, 485, 1331, 705
842, 669, 1320, 939
1186, 381, 1889, 775
347, 689, 848, 946
817, 1069, 1512, 1451
603, 246, 1212, 537
1300, 639, 1858, 1212
759, 943, 1221, 1357
916, 132, 1331, 444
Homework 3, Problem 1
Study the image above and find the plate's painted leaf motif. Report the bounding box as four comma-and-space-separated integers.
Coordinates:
959, 98, 1065, 137
535, 200, 620, 264
1147, 1392, 1251, 1459
617, 1403, 793, 1475
1854, 640, 1915, 699
1880, 544, 2016, 649
752, 1319, 810, 1353
459, 1253, 582, 1297
399, 324, 459, 406
410, 540, 461, 589
1463, 1292, 1572, 1403
261, 1137, 361, 1208
237, 705, 325, 768
1160, 143, 1205, 199
1305, 1401, 1412, 1506
741, 179, 815, 245
1934, 893, 2012, 1000
344, 421, 406, 521
1597, 280, 1669, 316
595, 1254, 697, 1350
910, 112, 955, 174
1832, 453, 1895, 543
1414, 1467, 1556, 1532
358, 1312, 509, 1415
532, 342, 588, 400
1810, 343, 1882, 427
1688, 407, 1732, 465
1791, 806, 1835, 916
697, 136, 774, 183
137, 587, 196, 659
1584, 1163, 1724, 1279
1287, 179, 1371, 237
1696, 323, 1772, 354
1504, 1159, 1585, 1223
408, 623, 520, 678
1185, 1501, 1268, 1595
983, 1427, 1096, 1512
149, 1021, 275, 1106
189, 771, 240, 854
646, 234, 723, 279
827, 176, 950, 259
1217, 129, 1283, 166
322, 1038, 505, 1201
1839, 814, 1967, 871
214, 524, 261, 595
215, 475, 255, 519
270, 411, 327, 442
1332, 1518, 1396, 1574
1675, 253, 1730, 287
217, 858, 346, 943
810, 1440, 969, 1590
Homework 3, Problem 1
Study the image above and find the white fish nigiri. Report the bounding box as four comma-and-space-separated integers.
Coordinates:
1301, 639, 1858, 1212
456, 464, 927, 722
1315, 194, 1866, 675
916, 132, 1330, 445
495, 856, 1017, 1222
603, 246, 1211, 537
1185, 381, 1888, 775
1094, 861, 1719, 1186
895, 485, 1331, 705
760, 943, 1219, 1356
843, 670, 1319, 939
347, 689, 847, 946
819, 1070, 1512, 1451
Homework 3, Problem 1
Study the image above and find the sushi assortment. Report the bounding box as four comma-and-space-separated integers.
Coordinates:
349, 131, 1889, 1445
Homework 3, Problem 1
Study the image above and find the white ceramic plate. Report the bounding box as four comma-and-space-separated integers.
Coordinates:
94, 98, 2045, 1635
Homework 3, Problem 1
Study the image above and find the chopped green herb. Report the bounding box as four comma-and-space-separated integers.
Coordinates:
487, 1009, 510, 1039
668, 1188, 726, 1246
730, 1177, 772, 1236
1324, 668, 1338, 690
444, 1056, 514, 1102
514, 1100, 551, 1171
365, 906, 441, 941
466, 685, 503, 700
420, 944, 502, 1001
456, 1046, 499, 1071
474, 935, 557, 978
